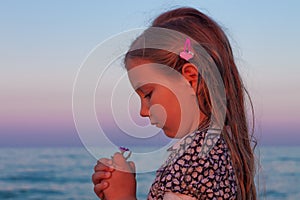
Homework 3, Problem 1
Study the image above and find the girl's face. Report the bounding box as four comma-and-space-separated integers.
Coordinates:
126, 58, 201, 138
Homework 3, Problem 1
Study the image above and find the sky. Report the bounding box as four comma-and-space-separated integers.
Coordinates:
1, 0, 300, 147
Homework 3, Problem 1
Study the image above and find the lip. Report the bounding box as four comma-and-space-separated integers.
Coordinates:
151, 122, 162, 128
150, 118, 161, 127
150, 118, 156, 125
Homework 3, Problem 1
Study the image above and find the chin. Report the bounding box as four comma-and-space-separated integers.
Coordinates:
162, 128, 177, 138
163, 127, 187, 139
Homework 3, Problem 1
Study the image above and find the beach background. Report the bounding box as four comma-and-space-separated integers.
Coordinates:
1, 0, 300, 199
0, 147, 300, 199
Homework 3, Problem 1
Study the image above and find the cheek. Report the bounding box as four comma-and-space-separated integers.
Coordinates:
166, 98, 181, 122
153, 92, 181, 124
149, 104, 167, 124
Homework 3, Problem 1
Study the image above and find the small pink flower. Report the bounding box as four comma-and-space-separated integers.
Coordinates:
119, 146, 129, 152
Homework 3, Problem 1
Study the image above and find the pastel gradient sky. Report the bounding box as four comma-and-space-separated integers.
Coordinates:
1, 1, 299, 147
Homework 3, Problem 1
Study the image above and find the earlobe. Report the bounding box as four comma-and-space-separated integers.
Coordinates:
181, 63, 199, 90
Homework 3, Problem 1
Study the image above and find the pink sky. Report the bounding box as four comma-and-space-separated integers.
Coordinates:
1, 1, 299, 147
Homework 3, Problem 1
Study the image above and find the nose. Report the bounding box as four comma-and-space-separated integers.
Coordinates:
139, 100, 149, 118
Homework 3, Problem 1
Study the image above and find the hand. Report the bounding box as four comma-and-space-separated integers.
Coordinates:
103, 152, 137, 200
92, 153, 137, 200
92, 158, 115, 199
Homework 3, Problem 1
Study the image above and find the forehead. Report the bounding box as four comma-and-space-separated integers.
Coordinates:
126, 59, 180, 90
125, 58, 152, 70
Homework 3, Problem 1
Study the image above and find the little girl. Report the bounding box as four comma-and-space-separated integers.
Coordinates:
92, 7, 257, 200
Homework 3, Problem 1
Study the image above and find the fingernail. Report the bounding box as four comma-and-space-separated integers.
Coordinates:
105, 172, 110, 177
103, 181, 108, 186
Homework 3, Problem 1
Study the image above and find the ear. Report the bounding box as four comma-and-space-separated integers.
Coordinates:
181, 63, 199, 91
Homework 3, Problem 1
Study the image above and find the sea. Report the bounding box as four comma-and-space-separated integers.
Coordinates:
0, 146, 299, 200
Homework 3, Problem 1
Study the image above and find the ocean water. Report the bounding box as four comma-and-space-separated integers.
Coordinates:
0, 146, 299, 200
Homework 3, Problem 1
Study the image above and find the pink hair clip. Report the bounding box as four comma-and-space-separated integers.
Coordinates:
179, 38, 194, 61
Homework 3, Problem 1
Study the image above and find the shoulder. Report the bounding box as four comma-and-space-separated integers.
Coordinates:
166, 131, 237, 198
149, 129, 238, 199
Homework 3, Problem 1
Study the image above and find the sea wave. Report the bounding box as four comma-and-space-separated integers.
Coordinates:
0, 146, 299, 199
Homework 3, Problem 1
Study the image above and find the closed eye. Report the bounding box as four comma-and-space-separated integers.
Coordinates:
144, 91, 153, 99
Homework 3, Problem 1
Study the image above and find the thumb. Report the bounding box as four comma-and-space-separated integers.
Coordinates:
112, 152, 132, 172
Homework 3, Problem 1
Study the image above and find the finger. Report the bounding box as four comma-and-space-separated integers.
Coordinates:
112, 152, 137, 172
128, 161, 136, 177
97, 158, 113, 167
128, 161, 136, 173
94, 163, 115, 172
111, 152, 133, 172
94, 159, 114, 172
92, 171, 112, 185
98, 192, 104, 200
94, 181, 109, 198
112, 152, 127, 165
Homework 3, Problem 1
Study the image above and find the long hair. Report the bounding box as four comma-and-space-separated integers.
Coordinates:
125, 7, 257, 200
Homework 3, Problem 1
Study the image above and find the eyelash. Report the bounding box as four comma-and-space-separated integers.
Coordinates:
144, 91, 153, 99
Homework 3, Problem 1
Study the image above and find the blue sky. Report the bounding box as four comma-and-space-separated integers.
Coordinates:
1, 1, 300, 147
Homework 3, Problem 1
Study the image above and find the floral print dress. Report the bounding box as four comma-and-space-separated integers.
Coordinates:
148, 127, 238, 200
